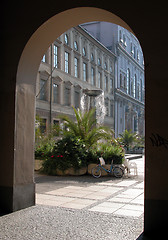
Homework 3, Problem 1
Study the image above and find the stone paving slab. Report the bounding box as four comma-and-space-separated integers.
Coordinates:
115, 208, 143, 217
36, 180, 144, 218
36, 157, 144, 218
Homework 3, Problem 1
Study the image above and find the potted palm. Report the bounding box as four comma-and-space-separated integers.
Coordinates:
60, 107, 112, 148
118, 129, 137, 153
42, 107, 114, 176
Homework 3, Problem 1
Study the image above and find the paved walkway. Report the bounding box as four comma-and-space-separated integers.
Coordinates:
36, 156, 144, 219
0, 156, 146, 240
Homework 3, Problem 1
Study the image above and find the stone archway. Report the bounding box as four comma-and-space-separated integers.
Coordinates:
1, 1, 168, 238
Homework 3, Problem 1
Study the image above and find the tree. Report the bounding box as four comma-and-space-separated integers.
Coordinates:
119, 129, 137, 150
59, 107, 113, 148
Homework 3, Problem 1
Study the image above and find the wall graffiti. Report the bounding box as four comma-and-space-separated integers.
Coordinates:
150, 133, 168, 149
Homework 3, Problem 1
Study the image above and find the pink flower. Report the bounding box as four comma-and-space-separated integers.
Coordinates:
51, 155, 54, 158
57, 155, 60, 157
60, 155, 63, 157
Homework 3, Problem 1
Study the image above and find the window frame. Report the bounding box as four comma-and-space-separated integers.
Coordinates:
65, 34, 69, 45
64, 51, 69, 73
53, 82, 59, 104
74, 41, 78, 51
39, 79, 47, 101
53, 44, 58, 68
74, 57, 78, 78
83, 62, 87, 81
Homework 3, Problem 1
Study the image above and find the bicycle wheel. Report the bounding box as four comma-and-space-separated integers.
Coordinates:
92, 166, 101, 178
113, 167, 124, 178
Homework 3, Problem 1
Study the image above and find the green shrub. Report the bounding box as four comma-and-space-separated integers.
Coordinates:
42, 135, 88, 175
87, 141, 124, 165
35, 139, 55, 160
35, 115, 62, 160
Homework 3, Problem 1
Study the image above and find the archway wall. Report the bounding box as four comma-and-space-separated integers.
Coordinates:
1, 3, 168, 237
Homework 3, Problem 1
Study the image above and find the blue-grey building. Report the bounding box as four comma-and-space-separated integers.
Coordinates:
81, 22, 145, 137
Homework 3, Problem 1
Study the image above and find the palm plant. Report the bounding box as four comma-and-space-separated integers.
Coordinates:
60, 107, 113, 148
119, 129, 137, 150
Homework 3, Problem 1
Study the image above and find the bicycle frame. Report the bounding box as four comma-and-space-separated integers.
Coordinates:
97, 164, 113, 173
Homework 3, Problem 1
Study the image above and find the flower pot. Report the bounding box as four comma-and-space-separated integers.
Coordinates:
56, 167, 87, 176
35, 159, 43, 171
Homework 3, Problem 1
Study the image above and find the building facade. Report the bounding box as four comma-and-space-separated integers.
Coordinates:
36, 25, 116, 132
81, 22, 145, 137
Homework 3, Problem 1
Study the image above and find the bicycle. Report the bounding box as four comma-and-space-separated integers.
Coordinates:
91, 157, 124, 178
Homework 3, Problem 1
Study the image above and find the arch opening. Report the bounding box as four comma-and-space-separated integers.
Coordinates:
15, 8, 145, 236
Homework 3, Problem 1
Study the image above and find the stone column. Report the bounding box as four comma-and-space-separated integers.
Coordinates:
0, 81, 36, 213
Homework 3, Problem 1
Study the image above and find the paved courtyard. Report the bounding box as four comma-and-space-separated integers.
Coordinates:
0, 156, 145, 240
36, 156, 144, 219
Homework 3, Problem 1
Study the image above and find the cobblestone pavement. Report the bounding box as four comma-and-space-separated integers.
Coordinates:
0, 156, 145, 240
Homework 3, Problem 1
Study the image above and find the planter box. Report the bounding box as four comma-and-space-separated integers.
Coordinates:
35, 159, 43, 171
88, 163, 124, 176
56, 167, 87, 176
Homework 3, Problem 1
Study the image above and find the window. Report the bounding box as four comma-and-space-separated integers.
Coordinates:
134, 74, 137, 98
98, 72, 102, 88
119, 30, 123, 43
124, 76, 126, 90
91, 67, 95, 85
74, 57, 78, 78
123, 34, 126, 46
120, 74, 122, 88
131, 43, 134, 55
137, 50, 140, 61
65, 34, 68, 45
140, 79, 143, 101
98, 58, 101, 66
91, 53, 94, 62
42, 54, 46, 63
82, 47, 86, 56
65, 52, 69, 73
127, 69, 131, 94
105, 75, 108, 92
134, 46, 136, 59
74, 41, 78, 51
74, 90, 80, 109
131, 81, 134, 96
40, 119, 47, 133
110, 66, 113, 73
137, 82, 140, 100
134, 116, 138, 132
53, 120, 60, 136
53, 45, 58, 68
53, 120, 59, 125
83, 62, 87, 81
110, 78, 113, 93
64, 86, 71, 106
105, 99, 109, 116
104, 62, 107, 70
40, 79, 47, 101
53, 83, 59, 103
